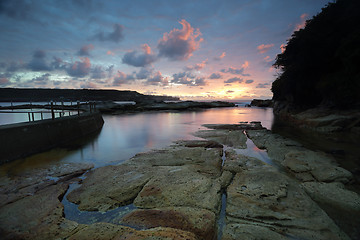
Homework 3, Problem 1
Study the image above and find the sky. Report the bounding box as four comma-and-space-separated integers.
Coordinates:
0, 0, 331, 100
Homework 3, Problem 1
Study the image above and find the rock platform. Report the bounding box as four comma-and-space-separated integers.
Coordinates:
0, 122, 359, 239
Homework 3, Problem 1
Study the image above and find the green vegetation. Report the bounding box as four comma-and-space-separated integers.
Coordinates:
272, 0, 360, 109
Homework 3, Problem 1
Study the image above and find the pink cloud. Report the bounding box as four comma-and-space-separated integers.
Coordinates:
257, 44, 274, 54
142, 44, 152, 55
122, 44, 157, 67
280, 44, 286, 53
264, 56, 272, 62
185, 59, 208, 71
146, 71, 168, 86
158, 19, 203, 61
81, 82, 97, 89
214, 52, 226, 61
0, 77, 10, 85
67, 57, 91, 77
295, 13, 309, 31
78, 44, 94, 56
107, 50, 115, 55
242, 61, 249, 69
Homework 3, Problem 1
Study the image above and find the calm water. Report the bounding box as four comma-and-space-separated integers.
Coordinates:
0, 105, 274, 174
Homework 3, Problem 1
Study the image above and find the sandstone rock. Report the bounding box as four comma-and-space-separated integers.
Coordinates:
194, 129, 247, 148
114, 226, 199, 240
127, 145, 222, 178
121, 207, 216, 240
223, 149, 270, 173
0, 163, 93, 207
0, 183, 81, 240
133, 167, 222, 213
302, 182, 360, 211
247, 130, 353, 184
222, 223, 287, 240
217, 170, 234, 188
67, 164, 151, 212
226, 169, 349, 240
174, 140, 223, 148
67, 222, 129, 240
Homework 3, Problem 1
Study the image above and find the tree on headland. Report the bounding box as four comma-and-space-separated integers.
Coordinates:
272, 0, 360, 109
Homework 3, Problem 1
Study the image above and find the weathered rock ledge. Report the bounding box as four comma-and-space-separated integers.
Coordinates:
1, 122, 359, 239
273, 101, 360, 134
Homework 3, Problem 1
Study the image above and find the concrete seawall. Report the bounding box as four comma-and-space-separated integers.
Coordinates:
0, 112, 104, 164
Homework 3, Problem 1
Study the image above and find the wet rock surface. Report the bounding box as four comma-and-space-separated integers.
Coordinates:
1, 123, 359, 239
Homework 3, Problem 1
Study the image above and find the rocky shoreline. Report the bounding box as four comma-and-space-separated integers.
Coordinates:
273, 101, 360, 134
1, 122, 359, 239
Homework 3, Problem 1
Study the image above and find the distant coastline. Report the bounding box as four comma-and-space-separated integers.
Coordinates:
0, 88, 179, 103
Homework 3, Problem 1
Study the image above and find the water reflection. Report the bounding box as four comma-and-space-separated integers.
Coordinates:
0, 106, 274, 172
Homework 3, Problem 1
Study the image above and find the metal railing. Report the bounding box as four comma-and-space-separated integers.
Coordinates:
0, 101, 98, 122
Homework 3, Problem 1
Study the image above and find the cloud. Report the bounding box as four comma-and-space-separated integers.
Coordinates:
78, 44, 94, 56
226, 90, 234, 94
256, 83, 270, 88
122, 44, 157, 67
220, 67, 250, 76
93, 23, 124, 43
0, 76, 10, 86
171, 71, 206, 86
107, 50, 115, 55
295, 13, 309, 31
91, 66, 107, 79
263, 56, 272, 62
257, 44, 274, 54
185, 59, 208, 71
28, 50, 51, 71
51, 57, 65, 70
224, 77, 243, 84
113, 71, 134, 86
0, 0, 35, 21
30, 73, 51, 85
193, 77, 206, 86
245, 79, 254, 84
158, 19, 203, 61
280, 44, 286, 53
214, 52, 226, 61
80, 82, 98, 89
209, 73, 222, 79
136, 67, 153, 79
146, 71, 168, 86
66, 57, 91, 77
242, 61, 249, 69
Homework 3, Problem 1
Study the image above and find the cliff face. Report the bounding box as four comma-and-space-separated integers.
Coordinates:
272, 0, 360, 110
0, 88, 179, 102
